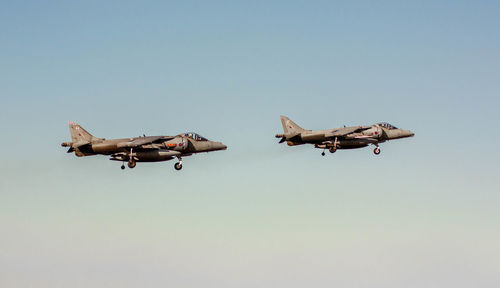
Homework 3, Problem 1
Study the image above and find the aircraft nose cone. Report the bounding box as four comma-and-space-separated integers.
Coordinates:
214, 142, 227, 151
399, 130, 414, 138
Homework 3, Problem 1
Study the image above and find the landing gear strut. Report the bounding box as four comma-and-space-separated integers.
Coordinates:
127, 148, 136, 168
331, 137, 338, 153
322, 137, 338, 156
174, 157, 183, 170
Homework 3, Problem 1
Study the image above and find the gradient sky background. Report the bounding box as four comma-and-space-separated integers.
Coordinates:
1, 1, 500, 287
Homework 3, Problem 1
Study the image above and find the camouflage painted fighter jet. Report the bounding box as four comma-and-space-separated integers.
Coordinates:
61, 122, 227, 170
275, 116, 414, 156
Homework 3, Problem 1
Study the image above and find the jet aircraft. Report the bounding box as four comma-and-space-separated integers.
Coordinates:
275, 116, 414, 156
61, 122, 227, 170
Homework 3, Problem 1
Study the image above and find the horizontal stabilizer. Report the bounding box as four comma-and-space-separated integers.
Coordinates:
275, 134, 287, 143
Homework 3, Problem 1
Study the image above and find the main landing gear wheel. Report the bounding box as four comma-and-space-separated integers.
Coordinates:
373, 147, 381, 155
321, 151, 325, 156
121, 164, 125, 170
128, 161, 136, 168
329, 147, 337, 153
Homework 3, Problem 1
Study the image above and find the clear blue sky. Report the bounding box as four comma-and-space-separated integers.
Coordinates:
1, 1, 499, 287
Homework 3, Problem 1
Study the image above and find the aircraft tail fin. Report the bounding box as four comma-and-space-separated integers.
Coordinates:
68, 121, 100, 144
280, 115, 305, 135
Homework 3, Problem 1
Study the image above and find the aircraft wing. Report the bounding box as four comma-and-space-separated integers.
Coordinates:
110, 150, 181, 162
325, 126, 371, 137
117, 136, 174, 148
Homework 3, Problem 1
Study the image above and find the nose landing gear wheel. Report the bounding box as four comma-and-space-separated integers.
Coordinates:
128, 161, 136, 168
174, 162, 183, 170
373, 147, 381, 155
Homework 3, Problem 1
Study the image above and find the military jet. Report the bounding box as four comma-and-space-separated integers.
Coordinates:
61, 122, 227, 170
275, 116, 414, 156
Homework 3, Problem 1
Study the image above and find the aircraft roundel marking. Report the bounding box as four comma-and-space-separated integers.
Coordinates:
289, 126, 292, 129
179, 143, 182, 146
79, 133, 82, 136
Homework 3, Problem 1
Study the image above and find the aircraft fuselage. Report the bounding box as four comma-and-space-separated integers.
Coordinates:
276, 116, 414, 155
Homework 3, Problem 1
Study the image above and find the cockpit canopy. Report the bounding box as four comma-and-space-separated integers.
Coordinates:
183, 132, 208, 141
378, 122, 398, 130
